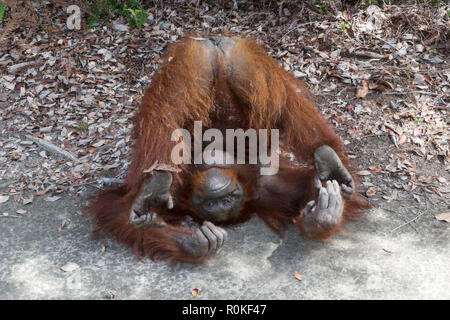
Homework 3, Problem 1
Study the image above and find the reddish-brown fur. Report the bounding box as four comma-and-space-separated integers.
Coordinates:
85, 36, 370, 263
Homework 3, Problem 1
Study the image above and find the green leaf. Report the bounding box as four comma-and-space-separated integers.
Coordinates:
135, 10, 148, 28
0, 2, 7, 21
87, 16, 98, 29
85, 0, 147, 29
79, 121, 89, 131
99, 168, 110, 177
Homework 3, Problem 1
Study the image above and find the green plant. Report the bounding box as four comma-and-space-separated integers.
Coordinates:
87, 1, 102, 28
363, 0, 374, 9
79, 121, 89, 131
340, 21, 350, 32
315, 3, 327, 20
124, 7, 148, 28
99, 168, 110, 176
0, 1, 7, 20
430, 0, 440, 6
86, 0, 148, 29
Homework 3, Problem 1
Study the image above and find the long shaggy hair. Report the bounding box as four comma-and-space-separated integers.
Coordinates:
85, 36, 370, 263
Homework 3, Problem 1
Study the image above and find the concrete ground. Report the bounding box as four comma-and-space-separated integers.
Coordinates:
0, 189, 448, 300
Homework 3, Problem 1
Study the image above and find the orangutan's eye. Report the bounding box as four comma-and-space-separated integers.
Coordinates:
222, 195, 233, 205
204, 200, 215, 209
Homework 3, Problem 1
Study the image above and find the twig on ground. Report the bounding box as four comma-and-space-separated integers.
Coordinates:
381, 206, 419, 233
383, 91, 441, 96
1, 214, 22, 218
26, 134, 78, 162
390, 211, 426, 233
100, 178, 125, 186
372, 34, 395, 49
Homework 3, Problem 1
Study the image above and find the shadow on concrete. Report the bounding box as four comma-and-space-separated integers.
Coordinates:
0, 188, 448, 299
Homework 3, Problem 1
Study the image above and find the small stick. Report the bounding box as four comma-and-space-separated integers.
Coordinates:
26, 135, 78, 162
101, 178, 125, 186
390, 211, 426, 233
1, 214, 21, 218
372, 34, 395, 49
383, 91, 441, 96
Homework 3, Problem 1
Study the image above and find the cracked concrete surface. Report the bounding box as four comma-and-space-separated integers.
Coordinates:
0, 189, 449, 299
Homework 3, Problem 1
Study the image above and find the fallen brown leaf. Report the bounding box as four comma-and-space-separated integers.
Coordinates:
426, 186, 443, 197
398, 134, 407, 144
0, 195, 9, 204
375, 78, 395, 90
435, 211, 450, 223
35, 189, 49, 196
327, 70, 344, 79
368, 82, 378, 90
423, 74, 433, 85
368, 165, 382, 172
57, 221, 66, 231
23, 196, 34, 205
192, 288, 200, 296
61, 262, 80, 272
355, 80, 369, 99
294, 271, 302, 281
366, 186, 379, 197
418, 176, 434, 184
